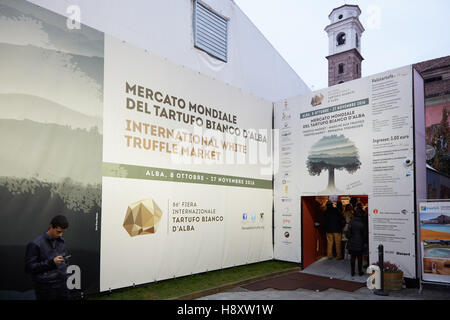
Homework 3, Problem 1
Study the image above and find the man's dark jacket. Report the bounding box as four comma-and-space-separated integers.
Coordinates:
322, 206, 344, 233
25, 233, 68, 285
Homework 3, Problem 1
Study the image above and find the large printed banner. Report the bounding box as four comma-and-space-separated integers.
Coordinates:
0, 0, 103, 298
274, 66, 419, 278
100, 36, 273, 291
0, 0, 273, 297
419, 201, 450, 284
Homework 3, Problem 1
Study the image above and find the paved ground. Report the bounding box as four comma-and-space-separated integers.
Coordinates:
199, 258, 450, 300
198, 283, 450, 300
299, 256, 369, 283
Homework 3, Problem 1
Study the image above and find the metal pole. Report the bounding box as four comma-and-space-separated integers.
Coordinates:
374, 244, 389, 296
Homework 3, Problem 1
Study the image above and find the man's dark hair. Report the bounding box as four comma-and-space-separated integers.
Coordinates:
326, 201, 334, 210
50, 215, 69, 229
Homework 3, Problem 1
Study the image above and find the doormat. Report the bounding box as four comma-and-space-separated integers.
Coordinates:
242, 272, 365, 292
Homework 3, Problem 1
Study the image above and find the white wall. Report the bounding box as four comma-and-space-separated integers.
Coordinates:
28, 0, 310, 102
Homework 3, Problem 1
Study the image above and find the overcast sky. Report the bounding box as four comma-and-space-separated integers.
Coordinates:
234, 0, 450, 91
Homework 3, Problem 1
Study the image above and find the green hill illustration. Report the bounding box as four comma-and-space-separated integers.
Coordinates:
0, 118, 102, 185
0, 93, 102, 132
0, 0, 104, 58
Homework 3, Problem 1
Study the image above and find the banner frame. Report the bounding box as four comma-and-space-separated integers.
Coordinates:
417, 198, 450, 293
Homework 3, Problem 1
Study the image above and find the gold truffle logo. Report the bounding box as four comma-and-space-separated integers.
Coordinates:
123, 199, 163, 237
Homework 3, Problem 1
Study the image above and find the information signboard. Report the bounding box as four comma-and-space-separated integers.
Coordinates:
418, 200, 450, 285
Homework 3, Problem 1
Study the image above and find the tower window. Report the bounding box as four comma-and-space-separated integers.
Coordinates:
338, 63, 344, 74
337, 33, 346, 46
356, 33, 359, 48
356, 64, 359, 76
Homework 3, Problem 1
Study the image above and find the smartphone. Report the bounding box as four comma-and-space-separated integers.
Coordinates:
63, 255, 72, 260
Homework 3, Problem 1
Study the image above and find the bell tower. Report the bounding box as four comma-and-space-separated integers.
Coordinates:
325, 5, 365, 87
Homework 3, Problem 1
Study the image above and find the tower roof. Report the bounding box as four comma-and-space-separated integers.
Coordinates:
325, 3, 364, 34
328, 4, 361, 18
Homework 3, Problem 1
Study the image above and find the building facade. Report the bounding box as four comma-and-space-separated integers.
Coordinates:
28, 0, 310, 102
0, 0, 312, 299
414, 56, 450, 199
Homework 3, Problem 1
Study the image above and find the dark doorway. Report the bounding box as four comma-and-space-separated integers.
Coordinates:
301, 195, 368, 269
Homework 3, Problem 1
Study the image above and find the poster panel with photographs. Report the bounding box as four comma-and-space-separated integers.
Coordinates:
419, 201, 450, 284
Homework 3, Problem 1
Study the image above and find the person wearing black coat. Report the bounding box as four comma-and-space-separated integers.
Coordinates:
346, 209, 367, 276
322, 201, 344, 259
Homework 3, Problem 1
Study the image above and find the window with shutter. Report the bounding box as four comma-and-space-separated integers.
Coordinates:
193, 0, 228, 62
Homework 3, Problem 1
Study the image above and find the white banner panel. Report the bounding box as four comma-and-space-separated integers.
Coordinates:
100, 35, 273, 291
274, 66, 419, 278
273, 99, 302, 263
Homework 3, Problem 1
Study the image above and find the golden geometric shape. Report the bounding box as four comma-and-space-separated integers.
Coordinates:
123, 199, 163, 237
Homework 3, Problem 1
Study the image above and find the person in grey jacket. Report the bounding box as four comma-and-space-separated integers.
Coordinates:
346, 209, 367, 276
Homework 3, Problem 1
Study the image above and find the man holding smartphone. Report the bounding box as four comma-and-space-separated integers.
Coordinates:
25, 215, 70, 300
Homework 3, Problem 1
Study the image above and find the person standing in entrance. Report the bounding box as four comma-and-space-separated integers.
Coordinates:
25, 215, 70, 300
346, 209, 367, 276
322, 201, 344, 259
341, 204, 354, 259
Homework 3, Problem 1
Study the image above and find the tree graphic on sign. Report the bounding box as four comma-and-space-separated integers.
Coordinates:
306, 135, 361, 193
